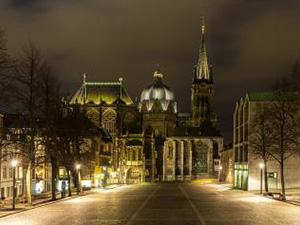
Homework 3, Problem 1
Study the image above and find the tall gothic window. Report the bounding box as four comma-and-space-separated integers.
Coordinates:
168, 144, 173, 159
102, 108, 116, 135
192, 142, 208, 174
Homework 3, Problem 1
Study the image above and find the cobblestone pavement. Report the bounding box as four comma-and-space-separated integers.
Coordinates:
0, 182, 300, 225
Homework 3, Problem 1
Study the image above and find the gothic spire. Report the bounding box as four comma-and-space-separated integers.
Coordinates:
196, 16, 210, 80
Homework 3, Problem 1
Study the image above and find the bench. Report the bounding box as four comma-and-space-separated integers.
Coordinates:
271, 192, 282, 199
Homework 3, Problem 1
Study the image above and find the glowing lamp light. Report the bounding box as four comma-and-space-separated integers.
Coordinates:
76, 164, 81, 170
259, 163, 264, 169
11, 160, 18, 167
219, 166, 223, 170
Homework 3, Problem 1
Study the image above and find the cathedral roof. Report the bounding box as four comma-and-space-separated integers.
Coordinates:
140, 70, 177, 112
70, 75, 133, 105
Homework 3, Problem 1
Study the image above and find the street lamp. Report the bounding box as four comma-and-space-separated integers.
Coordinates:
11, 160, 18, 210
76, 164, 81, 195
259, 163, 264, 194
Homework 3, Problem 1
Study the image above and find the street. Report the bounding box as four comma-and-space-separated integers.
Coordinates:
0, 183, 299, 225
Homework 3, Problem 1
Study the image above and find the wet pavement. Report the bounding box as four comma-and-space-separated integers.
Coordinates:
0, 182, 299, 225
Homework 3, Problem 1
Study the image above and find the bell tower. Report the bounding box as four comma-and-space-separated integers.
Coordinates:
191, 17, 217, 127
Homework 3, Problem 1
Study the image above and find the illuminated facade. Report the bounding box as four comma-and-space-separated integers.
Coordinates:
220, 144, 234, 184
70, 77, 138, 141
162, 19, 222, 181
69, 19, 223, 183
191, 19, 217, 128
233, 93, 300, 191
0, 113, 25, 199
139, 69, 177, 138
163, 125, 223, 181
0, 115, 51, 198
116, 133, 156, 184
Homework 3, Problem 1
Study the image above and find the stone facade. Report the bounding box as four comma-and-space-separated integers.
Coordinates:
116, 133, 156, 183
220, 145, 233, 184
68, 20, 224, 183
163, 127, 223, 181
233, 92, 300, 191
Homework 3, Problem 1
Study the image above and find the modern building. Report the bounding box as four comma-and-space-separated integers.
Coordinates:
233, 92, 300, 191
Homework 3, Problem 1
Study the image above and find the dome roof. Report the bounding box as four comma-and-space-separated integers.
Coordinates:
140, 70, 176, 112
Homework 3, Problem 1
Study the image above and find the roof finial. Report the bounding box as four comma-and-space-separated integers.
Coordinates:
83, 73, 86, 83
119, 77, 123, 101
156, 62, 160, 72
153, 62, 163, 79
201, 15, 205, 35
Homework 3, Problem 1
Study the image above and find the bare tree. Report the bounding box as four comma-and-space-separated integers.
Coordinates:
249, 103, 273, 193
0, 26, 13, 104
8, 42, 47, 205
38, 64, 61, 201
52, 103, 96, 196
268, 91, 300, 200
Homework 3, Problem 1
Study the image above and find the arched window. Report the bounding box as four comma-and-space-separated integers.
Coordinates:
102, 108, 116, 135
192, 141, 208, 174
86, 109, 100, 126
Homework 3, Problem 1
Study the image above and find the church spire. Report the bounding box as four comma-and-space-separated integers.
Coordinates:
196, 16, 210, 80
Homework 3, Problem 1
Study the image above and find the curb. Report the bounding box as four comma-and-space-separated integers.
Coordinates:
261, 195, 300, 207
0, 185, 121, 219
0, 193, 87, 219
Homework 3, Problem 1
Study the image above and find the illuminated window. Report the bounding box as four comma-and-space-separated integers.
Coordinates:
102, 108, 116, 135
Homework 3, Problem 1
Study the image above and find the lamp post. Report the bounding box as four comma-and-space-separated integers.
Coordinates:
11, 160, 18, 210
259, 163, 264, 194
103, 167, 107, 189
76, 164, 81, 195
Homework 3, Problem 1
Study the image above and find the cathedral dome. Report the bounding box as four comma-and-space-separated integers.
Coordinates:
140, 70, 177, 112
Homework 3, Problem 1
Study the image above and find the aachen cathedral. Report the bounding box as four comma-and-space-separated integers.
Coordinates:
67, 19, 223, 184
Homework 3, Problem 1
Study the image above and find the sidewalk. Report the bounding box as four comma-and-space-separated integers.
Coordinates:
261, 189, 300, 206
0, 184, 123, 218
222, 183, 300, 206
0, 191, 90, 218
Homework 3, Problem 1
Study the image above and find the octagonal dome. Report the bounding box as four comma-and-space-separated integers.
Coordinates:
140, 70, 177, 112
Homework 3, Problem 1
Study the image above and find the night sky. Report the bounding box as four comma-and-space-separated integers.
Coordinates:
1, 0, 300, 143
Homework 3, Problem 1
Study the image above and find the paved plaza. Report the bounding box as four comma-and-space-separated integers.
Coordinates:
0, 183, 299, 225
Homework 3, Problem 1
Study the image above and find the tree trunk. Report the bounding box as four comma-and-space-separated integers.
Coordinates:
263, 158, 269, 193
51, 157, 57, 201
280, 160, 286, 200
26, 162, 32, 205
66, 169, 72, 197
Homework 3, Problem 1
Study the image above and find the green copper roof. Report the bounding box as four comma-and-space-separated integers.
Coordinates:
70, 81, 133, 105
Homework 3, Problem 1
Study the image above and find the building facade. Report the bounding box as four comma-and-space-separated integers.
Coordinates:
233, 92, 300, 191
220, 144, 233, 184
68, 19, 223, 183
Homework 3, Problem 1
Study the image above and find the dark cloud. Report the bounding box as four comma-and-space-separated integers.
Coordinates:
0, 0, 300, 143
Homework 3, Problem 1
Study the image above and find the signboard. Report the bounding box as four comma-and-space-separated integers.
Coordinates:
268, 172, 277, 178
